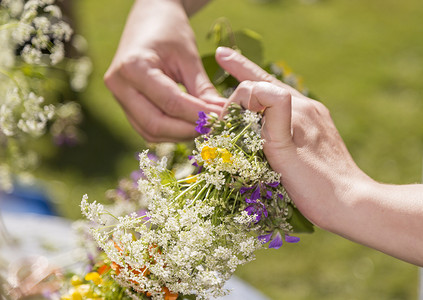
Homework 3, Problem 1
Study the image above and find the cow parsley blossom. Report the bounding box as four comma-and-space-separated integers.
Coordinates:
0, 0, 90, 191
77, 104, 313, 299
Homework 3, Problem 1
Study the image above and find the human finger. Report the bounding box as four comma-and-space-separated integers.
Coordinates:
179, 53, 227, 107
106, 76, 199, 143
228, 81, 293, 145
215, 47, 306, 98
114, 53, 224, 123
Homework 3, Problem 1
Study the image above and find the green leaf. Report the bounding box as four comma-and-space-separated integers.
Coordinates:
220, 29, 264, 66
289, 207, 314, 233
201, 54, 227, 84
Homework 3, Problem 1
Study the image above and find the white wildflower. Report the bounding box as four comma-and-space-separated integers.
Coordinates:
242, 110, 261, 124
44, 5, 61, 18
243, 130, 265, 152
11, 22, 33, 45
200, 171, 225, 190
51, 21, 72, 41
21, 44, 42, 64
50, 41, 64, 65
0, 105, 16, 136
80, 194, 106, 225
234, 210, 257, 225
33, 16, 49, 32
69, 56, 92, 91
213, 246, 232, 260
2, 0, 24, 17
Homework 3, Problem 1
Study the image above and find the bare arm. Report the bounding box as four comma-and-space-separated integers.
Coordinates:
337, 182, 423, 265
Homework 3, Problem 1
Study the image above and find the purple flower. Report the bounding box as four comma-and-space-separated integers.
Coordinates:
188, 155, 196, 164
188, 155, 203, 173
266, 182, 280, 188
250, 186, 261, 201
147, 152, 159, 162
244, 199, 268, 223
240, 186, 254, 194
137, 209, 151, 221
258, 232, 273, 244
266, 190, 272, 199
130, 170, 145, 183
269, 232, 283, 249
195, 111, 211, 134
136, 152, 158, 162
116, 188, 127, 199
259, 231, 300, 249
285, 234, 300, 243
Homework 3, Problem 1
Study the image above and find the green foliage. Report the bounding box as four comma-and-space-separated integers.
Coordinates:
289, 207, 314, 234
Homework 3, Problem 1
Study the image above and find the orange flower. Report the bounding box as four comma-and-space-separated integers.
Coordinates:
111, 262, 121, 275
97, 264, 110, 275
163, 286, 178, 300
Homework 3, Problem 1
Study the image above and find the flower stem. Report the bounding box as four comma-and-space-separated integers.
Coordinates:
173, 179, 204, 203
0, 22, 19, 31
188, 184, 209, 208
231, 122, 253, 147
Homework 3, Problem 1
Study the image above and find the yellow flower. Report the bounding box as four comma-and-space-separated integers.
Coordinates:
201, 146, 217, 161
62, 284, 97, 300
184, 175, 197, 183
71, 291, 82, 300
217, 148, 232, 163
276, 60, 293, 76
85, 272, 102, 285
70, 275, 83, 287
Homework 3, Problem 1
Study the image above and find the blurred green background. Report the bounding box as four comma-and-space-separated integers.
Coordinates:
36, 0, 423, 299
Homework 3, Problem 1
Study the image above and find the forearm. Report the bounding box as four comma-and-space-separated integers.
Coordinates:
332, 180, 423, 266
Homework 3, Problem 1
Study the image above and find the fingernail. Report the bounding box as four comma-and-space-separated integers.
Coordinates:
216, 47, 236, 60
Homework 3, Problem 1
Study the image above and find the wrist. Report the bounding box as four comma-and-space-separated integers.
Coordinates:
320, 174, 378, 234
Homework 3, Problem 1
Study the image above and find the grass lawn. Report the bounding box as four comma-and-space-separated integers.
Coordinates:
35, 0, 423, 298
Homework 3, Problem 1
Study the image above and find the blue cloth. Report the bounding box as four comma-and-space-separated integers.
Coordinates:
0, 182, 56, 215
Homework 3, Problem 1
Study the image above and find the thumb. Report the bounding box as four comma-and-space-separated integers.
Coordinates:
215, 47, 305, 98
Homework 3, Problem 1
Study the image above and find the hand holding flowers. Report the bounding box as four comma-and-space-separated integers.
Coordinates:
217, 47, 423, 266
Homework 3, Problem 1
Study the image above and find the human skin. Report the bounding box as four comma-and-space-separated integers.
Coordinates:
104, 0, 223, 142
215, 47, 423, 266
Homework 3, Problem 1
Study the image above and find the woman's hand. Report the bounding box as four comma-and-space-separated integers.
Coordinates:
216, 46, 369, 230
216, 47, 423, 266
104, 0, 225, 142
